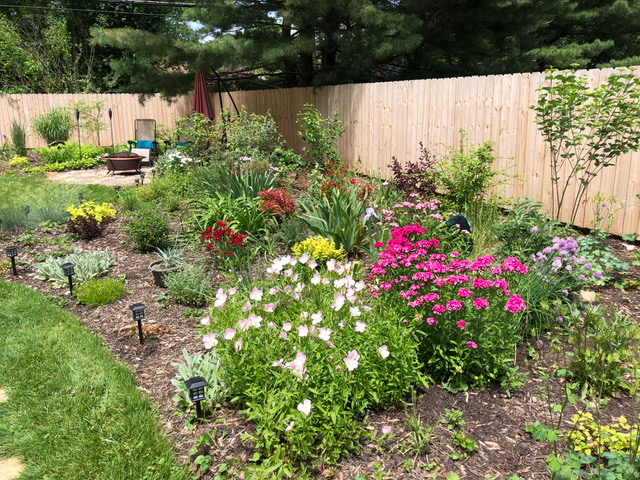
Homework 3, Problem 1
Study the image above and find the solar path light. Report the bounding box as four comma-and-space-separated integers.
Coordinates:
5, 246, 18, 276
129, 303, 146, 345
60, 262, 75, 295
184, 376, 208, 419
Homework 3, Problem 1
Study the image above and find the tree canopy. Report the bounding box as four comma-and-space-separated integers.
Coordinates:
3, 0, 640, 94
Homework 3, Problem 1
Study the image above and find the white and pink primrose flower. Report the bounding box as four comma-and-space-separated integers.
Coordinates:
308, 259, 318, 269
355, 321, 367, 333
235, 337, 243, 351
311, 311, 323, 324
297, 399, 312, 416
285, 421, 295, 432
297, 325, 309, 337
311, 272, 321, 285
201, 316, 210, 326
343, 350, 360, 372
242, 301, 251, 312
318, 327, 331, 341
332, 292, 345, 312
378, 345, 389, 358
350, 306, 361, 317
282, 322, 292, 332
264, 303, 275, 313
326, 259, 336, 271
203, 333, 218, 349
249, 287, 263, 301
322, 278, 330, 286
299, 253, 309, 264
224, 328, 236, 340
214, 292, 227, 308
269, 287, 279, 295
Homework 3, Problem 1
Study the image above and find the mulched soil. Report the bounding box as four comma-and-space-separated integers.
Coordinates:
1, 176, 639, 479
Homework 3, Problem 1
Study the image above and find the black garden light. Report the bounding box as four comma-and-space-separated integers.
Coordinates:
184, 376, 208, 419
151, 168, 156, 177
114, 185, 121, 195
78, 192, 84, 203
5, 246, 18, 276
140, 173, 145, 185
75, 108, 82, 159
134, 178, 140, 187
60, 262, 75, 295
22, 204, 30, 217
129, 303, 146, 345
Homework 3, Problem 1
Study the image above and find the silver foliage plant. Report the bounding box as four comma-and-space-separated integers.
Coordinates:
35, 247, 115, 286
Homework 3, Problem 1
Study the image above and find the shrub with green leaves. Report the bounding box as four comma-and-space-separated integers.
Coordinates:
36, 142, 105, 165
164, 264, 212, 307
125, 205, 171, 253
75, 276, 127, 306
31, 107, 73, 145
297, 103, 344, 166
200, 256, 422, 462
10, 120, 27, 157
34, 247, 115, 286
435, 133, 504, 209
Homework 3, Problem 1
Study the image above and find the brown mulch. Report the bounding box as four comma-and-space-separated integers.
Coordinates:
1, 189, 639, 479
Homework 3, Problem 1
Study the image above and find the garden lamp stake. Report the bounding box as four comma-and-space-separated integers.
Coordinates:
75, 109, 82, 159
108, 108, 114, 154
61, 262, 75, 295
185, 376, 208, 419
5, 246, 18, 276
129, 303, 146, 345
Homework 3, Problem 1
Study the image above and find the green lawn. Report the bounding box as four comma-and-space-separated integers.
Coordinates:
0, 280, 189, 480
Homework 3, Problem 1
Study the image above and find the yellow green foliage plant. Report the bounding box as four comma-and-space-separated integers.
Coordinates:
66, 201, 116, 240
8, 156, 29, 168
568, 411, 637, 457
291, 235, 345, 263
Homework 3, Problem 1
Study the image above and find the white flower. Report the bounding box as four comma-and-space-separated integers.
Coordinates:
318, 327, 331, 341
249, 287, 263, 301
378, 345, 389, 359
203, 333, 218, 349
297, 399, 312, 416
355, 321, 367, 333
311, 311, 323, 324
297, 325, 309, 337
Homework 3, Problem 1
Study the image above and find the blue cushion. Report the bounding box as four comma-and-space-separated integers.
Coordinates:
137, 140, 154, 149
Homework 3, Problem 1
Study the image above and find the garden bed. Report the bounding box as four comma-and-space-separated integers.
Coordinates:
2, 206, 639, 480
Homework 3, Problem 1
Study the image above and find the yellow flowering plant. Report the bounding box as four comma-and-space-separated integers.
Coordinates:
66, 201, 116, 240
291, 236, 345, 263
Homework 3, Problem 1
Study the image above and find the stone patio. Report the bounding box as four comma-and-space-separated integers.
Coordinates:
46, 165, 155, 187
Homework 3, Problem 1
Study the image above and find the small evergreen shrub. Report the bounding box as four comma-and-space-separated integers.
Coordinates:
10, 120, 27, 157
76, 277, 127, 306
164, 264, 212, 307
125, 205, 171, 252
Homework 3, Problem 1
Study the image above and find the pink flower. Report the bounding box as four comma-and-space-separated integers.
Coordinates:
242, 301, 251, 312
249, 287, 263, 301
466, 341, 478, 349
378, 345, 389, 358
203, 333, 218, 349
473, 298, 489, 309
282, 322, 292, 332
299, 253, 309, 264
297, 399, 312, 416
235, 337, 243, 351
505, 294, 526, 313
457, 288, 472, 298
200, 316, 210, 325
224, 328, 236, 340
382, 425, 391, 434
298, 325, 309, 337
264, 303, 275, 312
285, 421, 295, 432
426, 317, 436, 325
457, 320, 466, 330
433, 304, 445, 315
350, 306, 361, 317
374, 241, 384, 248
311, 272, 321, 285
446, 300, 462, 311
214, 293, 227, 308
355, 321, 367, 333
318, 328, 331, 341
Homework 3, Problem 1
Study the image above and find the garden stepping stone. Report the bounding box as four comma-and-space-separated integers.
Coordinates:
0, 458, 24, 480
580, 290, 597, 302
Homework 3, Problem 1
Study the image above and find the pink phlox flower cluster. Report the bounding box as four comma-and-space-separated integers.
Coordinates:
446, 300, 462, 311
501, 257, 529, 274
473, 297, 489, 309
457, 320, 466, 330
457, 288, 472, 297
469, 255, 494, 271
505, 294, 526, 313
446, 274, 469, 284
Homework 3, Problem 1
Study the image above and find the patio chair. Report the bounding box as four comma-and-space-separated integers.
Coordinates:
128, 119, 158, 165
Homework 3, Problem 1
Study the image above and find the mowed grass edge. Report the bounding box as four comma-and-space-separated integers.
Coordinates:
0, 280, 189, 480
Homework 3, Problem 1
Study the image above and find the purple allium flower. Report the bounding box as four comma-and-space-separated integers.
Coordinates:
530, 226, 538, 234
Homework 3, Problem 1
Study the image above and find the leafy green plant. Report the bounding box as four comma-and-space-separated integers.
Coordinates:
566, 306, 638, 397
75, 276, 127, 306
8, 155, 29, 168
31, 106, 73, 144
34, 247, 115, 285
532, 67, 640, 223
291, 236, 346, 263
164, 264, 212, 307
171, 348, 227, 411
10, 121, 27, 157
297, 104, 344, 166
125, 205, 171, 253
452, 431, 476, 453
440, 409, 466, 430
173, 112, 217, 159
299, 187, 368, 255
435, 132, 505, 209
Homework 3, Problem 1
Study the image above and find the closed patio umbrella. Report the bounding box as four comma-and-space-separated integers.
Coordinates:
193, 69, 215, 120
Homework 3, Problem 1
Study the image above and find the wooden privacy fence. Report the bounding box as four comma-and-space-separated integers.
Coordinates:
1, 67, 639, 235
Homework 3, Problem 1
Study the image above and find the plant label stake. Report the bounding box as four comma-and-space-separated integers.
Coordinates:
5, 246, 18, 276
129, 303, 146, 344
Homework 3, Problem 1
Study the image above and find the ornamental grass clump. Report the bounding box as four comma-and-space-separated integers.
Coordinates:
66, 201, 116, 240
199, 254, 422, 462
368, 223, 528, 392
